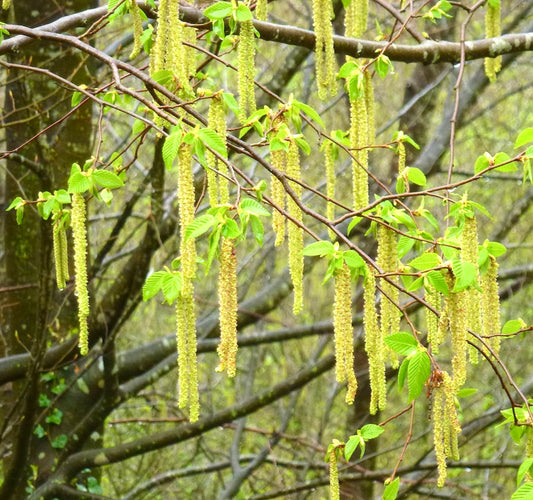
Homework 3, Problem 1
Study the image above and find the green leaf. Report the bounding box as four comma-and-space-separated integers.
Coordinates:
343, 250, 365, 270
6, 196, 24, 211
502, 319, 524, 335
151, 69, 173, 86
198, 128, 227, 157
486, 241, 506, 257
185, 214, 216, 241
347, 216, 362, 236
239, 198, 271, 217
517, 457, 533, 487
398, 357, 409, 390
493, 152, 518, 172
344, 435, 361, 461
204, 1, 233, 19
359, 424, 384, 440
338, 61, 357, 79
407, 275, 424, 292
405, 167, 426, 186
205, 226, 222, 274
515, 128, 533, 149
407, 351, 431, 401
45, 408, 63, 425
294, 136, 311, 155
292, 100, 325, 128
162, 129, 182, 170
71, 91, 83, 107
161, 273, 182, 304
235, 3, 253, 21
383, 477, 400, 500
250, 215, 264, 246
374, 54, 393, 79
91, 170, 124, 190
221, 218, 241, 239
408, 252, 440, 271
397, 235, 415, 259
474, 154, 490, 174
39, 394, 51, 407
51, 434, 68, 449
142, 271, 167, 301
510, 424, 526, 444
68, 172, 92, 193
457, 388, 478, 398
302, 241, 335, 257
452, 259, 477, 292
426, 270, 449, 296
384, 333, 418, 356
34, 425, 46, 438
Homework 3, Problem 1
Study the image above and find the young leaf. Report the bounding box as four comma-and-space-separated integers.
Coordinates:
301, 241, 335, 257
292, 99, 325, 128
474, 154, 490, 174
344, 435, 361, 461
408, 252, 440, 271
161, 273, 182, 304
203, 1, 233, 19
234, 3, 253, 21
343, 250, 364, 270
405, 167, 427, 187
383, 477, 400, 500
68, 172, 92, 193
452, 259, 477, 292
384, 333, 418, 357
486, 241, 506, 257
515, 128, 533, 149
426, 270, 449, 296
502, 319, 525, 335
407, 351, 431, 401
198, 128, 227, 157
91, 170, 124, 190
516, 457, 533, 487
185, 214, 217, 241
162, 130, 182, 170
221, 218, 241, 239
398, 357, 409, 390
359, 424, 384, 440
239, 198, 271, 217
142, 271, 167, 301
457, 387, 478, 398
250, 215, 264, 246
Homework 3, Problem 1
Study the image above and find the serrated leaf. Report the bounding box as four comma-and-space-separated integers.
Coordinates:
409, 252, 440, 271
398, 358, 409, 390
510, 424, 526, 445
407, 351, 431, 401
71, 91, 83, 107
204, 1, 233, 19
397, 235, 415, 259
486, 241, 506, 257
426, 270, 449, 296
91, 170, 124, 190
51, 434, 68, 449
452, 259, 477, 292
162, 130, 182, 170
198, 128, 227, 157
161, 273, 182, 304
383, 477, 400, 500
344, 435, 360, 461
151, 69, 173, 86
68, 172, 92, 193
515, 128, 533, 149
250, 215, 264, 246
235, 3, 253, 21
502, 319, 524, 335
407, 275, 424, 292
517, 457, 533, 487
185, 214, 216, 241
221, 218, 241, 238
474, 154, 490, 174
456, 388, 478, 398
384, 333, 418, 356
292, 100, 325, 128
301, 241, 335, 257
406, 167, 426, 186
239, 198, 271, 217
343, 250, 364, 270
294, 136, 311, 155
359, 424, 384, 440
6, 196, 23, 211
142, 271, 167, 301
347, 216, 362, 235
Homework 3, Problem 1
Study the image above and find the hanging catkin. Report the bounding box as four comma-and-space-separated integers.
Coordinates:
71, 193, 90, 355
207, 95, 228, 207
52, 218, 69, 291
324, 140, 336, 241
238, 20, 257, 123
484, 0, 502, 83
481, 256, 502, 354
312, 0, 337, 99
350, 94, 369, 211
129, 1, 143, 60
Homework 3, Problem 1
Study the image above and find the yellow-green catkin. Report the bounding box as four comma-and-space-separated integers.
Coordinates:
129, 1, 143, 60
255, 0, 267, 21
2, 0, 10, 10
312, 0, 337, 100
350, 93, 369, 211
238, 20, 256, 123
52, 220, 69, 291
526, 429, 533, 482
329, 450, 340, 500
271, 148, 286, 246
333, 263, 357, 404
176, 142, 200, 422
363, 71, 375, 147
448, 274, 467, 390
377, 224, 401, 368
183, 26, 198, 80
484, 0, 502, 83
426, 283, 442, 354
345, 0, 368, 39
287, 140, 304, 315
364, 265, 386, 414
216, 237, 238, 377
432, 371, 461, 487
481, 256, 502, 354
324, 140, 336, 241
71, 193, 90, 356
461, 214, 481, 365
207, 95, 228, 207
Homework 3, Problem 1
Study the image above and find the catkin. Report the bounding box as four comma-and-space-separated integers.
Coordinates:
324, 140, 336, 241
350, 94, 369, 211
238, 20, 256, 123
425, 283, 441, 353
484, 0, 502, 83
129, 1, 143, 60
481, 256, 502, 354
364, 265, 386, 414
207, 95, 229, 206
176, 142, 200, 421
363, 71, 375, 147
2, 0, 10, 10
461, 215, 481, 365
271, 148, 286, 246
287, 140, 304, 315
312, 0, 337, 99
53, 220, 69, 291
216, 237, 238, 377
345, 0, 368, 39
448, 279, 467, 390
377, 224, 401, 368
333, 263, 357, 404
71, 193, 90, 356
255, 0, 267, 21
329, 450, 340, 500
